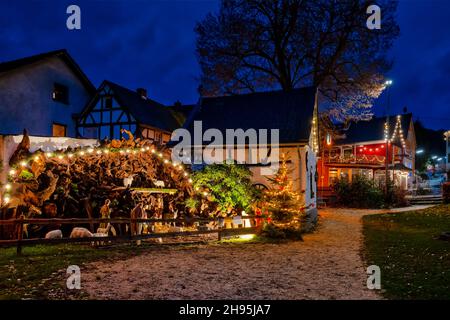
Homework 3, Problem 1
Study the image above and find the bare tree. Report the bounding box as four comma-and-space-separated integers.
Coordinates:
195, 0, 399, 122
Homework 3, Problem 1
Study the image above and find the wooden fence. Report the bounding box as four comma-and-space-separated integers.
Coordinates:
0, 215, 265, 254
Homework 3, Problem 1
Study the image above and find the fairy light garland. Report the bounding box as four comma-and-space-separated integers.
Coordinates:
385, 115, 407, 150
2, 145, 210, 206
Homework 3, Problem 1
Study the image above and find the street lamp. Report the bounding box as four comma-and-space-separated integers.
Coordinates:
416, 149, 424, 154
384, 79, 393, 194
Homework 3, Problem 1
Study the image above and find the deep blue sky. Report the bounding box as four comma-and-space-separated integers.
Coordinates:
0, 0, 449, 130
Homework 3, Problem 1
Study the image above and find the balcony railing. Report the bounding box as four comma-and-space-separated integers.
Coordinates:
325, 154, 386, 165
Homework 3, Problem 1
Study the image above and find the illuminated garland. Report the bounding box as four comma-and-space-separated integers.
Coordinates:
2, 145, 209, 205
384, 115, 407, 150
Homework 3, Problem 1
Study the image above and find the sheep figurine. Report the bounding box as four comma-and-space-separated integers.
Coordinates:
45, 229, 63, 239
70, 227, 93, 238
153, 180, 165, 188
123, 175, 134, 188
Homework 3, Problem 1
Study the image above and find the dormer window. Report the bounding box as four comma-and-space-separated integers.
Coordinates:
52, 83, 69, 104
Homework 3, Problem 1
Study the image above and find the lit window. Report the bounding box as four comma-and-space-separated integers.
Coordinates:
52, 123, 67, 137
52, 83, 69, 104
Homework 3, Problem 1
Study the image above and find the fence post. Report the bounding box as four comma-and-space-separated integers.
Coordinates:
16, 215, 24, 255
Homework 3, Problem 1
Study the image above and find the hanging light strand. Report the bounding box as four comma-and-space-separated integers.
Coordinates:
4, 144, 209, 201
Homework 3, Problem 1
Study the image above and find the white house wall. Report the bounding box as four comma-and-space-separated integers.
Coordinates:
0, 57, 92, 137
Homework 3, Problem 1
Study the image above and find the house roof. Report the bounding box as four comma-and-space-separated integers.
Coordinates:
184, 87, 317, 145
336, 113, 413, 145
102, 80, 182, 132
0, 49, 96, 93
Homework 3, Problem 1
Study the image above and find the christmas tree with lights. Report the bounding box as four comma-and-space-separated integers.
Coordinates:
264, 153, 304, 226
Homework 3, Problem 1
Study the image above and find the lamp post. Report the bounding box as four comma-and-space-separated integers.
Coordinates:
384, 80, 393, 195
445, 131, 450, 177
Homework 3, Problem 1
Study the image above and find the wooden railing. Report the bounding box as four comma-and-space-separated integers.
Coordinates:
0, 215, 265, 254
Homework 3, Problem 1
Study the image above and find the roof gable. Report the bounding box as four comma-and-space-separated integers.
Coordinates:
336, 113, 413, 145
0, 49, 95, 93
87, 80, 182, 132
185, 87, 317, 144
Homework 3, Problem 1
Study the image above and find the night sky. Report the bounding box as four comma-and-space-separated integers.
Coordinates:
0, 0, 449, 130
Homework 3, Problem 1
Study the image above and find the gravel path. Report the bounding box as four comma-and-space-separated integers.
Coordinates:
78, 206, 430, 300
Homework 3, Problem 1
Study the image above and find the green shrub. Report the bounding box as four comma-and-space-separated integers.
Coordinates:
260, 223, 303, 241
443, 182, 450, 204
384, 179, 409, 208
333, 175, 409, 208
192, 163, 256, 215
332, 175, 384, 208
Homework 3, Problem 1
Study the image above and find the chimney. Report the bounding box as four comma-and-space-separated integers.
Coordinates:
136, 88, 147, 99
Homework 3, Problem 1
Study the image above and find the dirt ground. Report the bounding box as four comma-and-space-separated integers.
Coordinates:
74, 206, 430, 300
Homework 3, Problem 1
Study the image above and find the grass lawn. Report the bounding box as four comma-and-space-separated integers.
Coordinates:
362, 204, 450, 300
0, 242, 165, 300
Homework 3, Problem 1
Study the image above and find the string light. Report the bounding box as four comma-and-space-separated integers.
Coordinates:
387, 115, 407, 150
4, 144, 210, 198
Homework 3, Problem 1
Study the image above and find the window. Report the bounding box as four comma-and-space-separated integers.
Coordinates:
104, 96, 113, 109
52, 123, 67, 137
52, 83, 69, 104
155, 131, 162, 143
